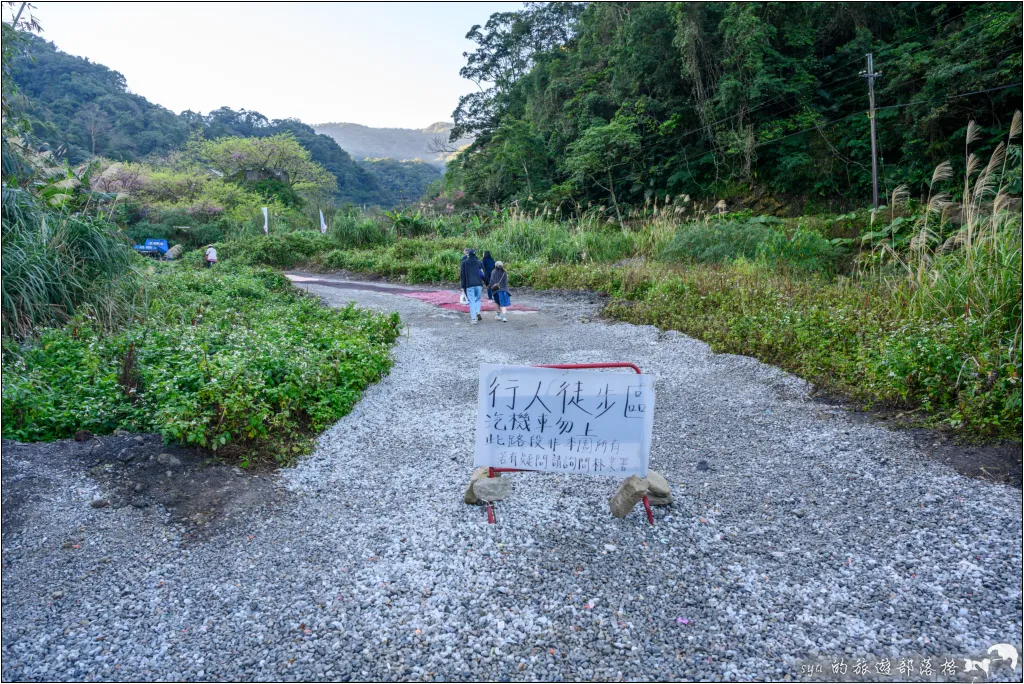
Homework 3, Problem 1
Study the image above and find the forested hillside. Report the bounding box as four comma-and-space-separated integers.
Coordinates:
446, 2, 1022, 212
4, 35, 424, 207
315, 121, 472, 169
358, 158, 441, 207
6, 35, 189, 161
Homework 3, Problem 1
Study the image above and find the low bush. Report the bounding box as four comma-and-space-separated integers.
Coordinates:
213, 231, 335, 269
604, 268, 1021, 436
1, 264, 401, 464
659, 220, 844, 272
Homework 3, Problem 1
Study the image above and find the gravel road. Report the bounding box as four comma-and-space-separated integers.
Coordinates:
2, 275, 1021, 682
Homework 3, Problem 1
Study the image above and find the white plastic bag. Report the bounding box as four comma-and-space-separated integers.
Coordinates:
459, 291, 468, 305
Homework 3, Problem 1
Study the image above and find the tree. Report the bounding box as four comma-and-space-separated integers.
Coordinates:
451, 2, 583, 141
565, 116, 641, 223
197, 133, 337, 208
427, 134, 458, 156
446, 2, 1023, 208
91, 161, 148, 193
74, 103, 110, 155
204, 107, 270, 138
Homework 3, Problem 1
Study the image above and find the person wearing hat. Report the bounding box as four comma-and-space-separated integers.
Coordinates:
488, 260, 510, 322
459, 248, 485, 324
204, 244, 218, 268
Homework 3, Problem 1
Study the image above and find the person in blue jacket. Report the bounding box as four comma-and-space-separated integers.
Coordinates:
459, 249, 485, 324
481, 250, 496, 301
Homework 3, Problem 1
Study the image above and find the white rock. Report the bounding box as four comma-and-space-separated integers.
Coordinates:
464, 467, 495, 505
472, 476, 511, 502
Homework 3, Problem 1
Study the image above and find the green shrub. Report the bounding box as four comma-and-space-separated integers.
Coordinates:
759, 228, 845, 272
215, 231, 334, 268
660, 220, 843, 272
1, 264, 401, 464
330, 214, 394, 248
660, 221, 775, 263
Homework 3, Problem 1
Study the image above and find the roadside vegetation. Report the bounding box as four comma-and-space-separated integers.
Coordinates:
1, 136, 400, 465
2, 4, 1019, 458
2, 265, 400, 465
2, 24, 402, 464
206, 118, 1023, 440
0, 138, 399, 466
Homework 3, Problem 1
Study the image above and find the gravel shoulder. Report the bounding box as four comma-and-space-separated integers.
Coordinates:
2, 274, 1021, 682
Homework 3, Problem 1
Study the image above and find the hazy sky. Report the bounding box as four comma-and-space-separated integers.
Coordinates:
23, 2, 519, 128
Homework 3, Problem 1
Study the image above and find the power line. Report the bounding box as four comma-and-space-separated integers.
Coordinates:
754, 112, 862, 149
674, 9, 979, 139
874, 82, 1024, 113
754, 82, 1024, 150
661, 9, 993, 148
635, 10, 995, 165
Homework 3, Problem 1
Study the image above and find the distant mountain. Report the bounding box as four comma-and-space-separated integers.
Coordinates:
5, 34, 431, 207
314, 122, 471, 169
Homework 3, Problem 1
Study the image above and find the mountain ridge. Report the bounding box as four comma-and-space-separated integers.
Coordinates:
314, 121, 471, 169
5, 33, 436, 207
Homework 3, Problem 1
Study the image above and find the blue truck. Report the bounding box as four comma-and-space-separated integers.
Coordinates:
133, 238, 169, 258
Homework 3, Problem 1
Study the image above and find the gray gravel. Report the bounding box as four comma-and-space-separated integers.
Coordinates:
2, 275, 1022, 682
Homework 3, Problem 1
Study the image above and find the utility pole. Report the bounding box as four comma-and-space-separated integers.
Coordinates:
860, 54, 882, 210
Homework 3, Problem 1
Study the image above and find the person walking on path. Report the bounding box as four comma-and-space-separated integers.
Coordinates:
481, 250, 496, 302
489, 261, 511, 322
460, 248, 485, 324
204, 244, 217, 268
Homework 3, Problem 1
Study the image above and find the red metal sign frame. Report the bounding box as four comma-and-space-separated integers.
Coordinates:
482, 362, 655, 525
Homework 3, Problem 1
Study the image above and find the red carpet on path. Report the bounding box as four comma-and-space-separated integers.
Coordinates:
402, 290, 536, 313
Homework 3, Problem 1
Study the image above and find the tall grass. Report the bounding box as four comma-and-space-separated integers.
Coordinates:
1, 187, 140, 336
884, 112, 1023, 338
456, 215, 675, 265
659, 220, 843, 272
330, 213, 393, 248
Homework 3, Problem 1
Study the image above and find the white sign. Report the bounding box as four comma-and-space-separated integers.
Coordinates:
475, 364, 654, 477
262, 207, 269, 234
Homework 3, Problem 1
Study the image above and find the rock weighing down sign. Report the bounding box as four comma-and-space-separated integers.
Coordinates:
475, 364, 655, 477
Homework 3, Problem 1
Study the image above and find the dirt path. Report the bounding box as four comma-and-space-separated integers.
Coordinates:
2, 273, 1021, 682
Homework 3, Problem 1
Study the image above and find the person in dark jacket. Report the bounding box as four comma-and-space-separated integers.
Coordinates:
488, 261, 511, 322
459, 249, 485, 324
481, 251, 496, 300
